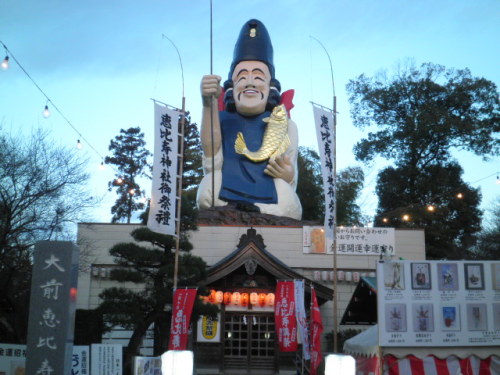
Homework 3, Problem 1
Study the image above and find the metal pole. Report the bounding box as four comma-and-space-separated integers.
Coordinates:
173, 96, 186, 289
310, 35, 338, 352
209, 0, 215, 207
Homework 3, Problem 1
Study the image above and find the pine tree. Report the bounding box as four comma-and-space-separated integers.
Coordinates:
105, 127, 151, 223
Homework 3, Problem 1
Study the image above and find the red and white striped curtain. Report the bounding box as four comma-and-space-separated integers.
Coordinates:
382, 355, 500, 375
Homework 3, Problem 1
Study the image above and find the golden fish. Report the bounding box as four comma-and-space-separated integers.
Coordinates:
234, 104, 290, 162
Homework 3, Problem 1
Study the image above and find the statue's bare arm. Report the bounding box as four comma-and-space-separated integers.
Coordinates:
200, 75, 222, 157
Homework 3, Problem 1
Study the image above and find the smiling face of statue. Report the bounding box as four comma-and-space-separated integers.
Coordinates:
232, 60, 271, 116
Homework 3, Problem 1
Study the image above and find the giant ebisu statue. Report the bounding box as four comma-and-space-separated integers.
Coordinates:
196, 19, 302, 220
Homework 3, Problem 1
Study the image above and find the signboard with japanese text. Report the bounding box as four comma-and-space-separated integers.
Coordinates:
25, 241, 79, 375
133, 356, 161, 375
377, 260, 500, 347
0, 344, 88, 375
303, 226, 395, 256
196, 315, 221, 343
148, 103, 180, 236
72, 346, 90, 375
91, 344, 122, 375
0, 343, 26, 375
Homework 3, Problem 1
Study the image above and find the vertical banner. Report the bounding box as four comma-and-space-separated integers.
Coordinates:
26, 241, 79, 375
168, 288, 198, 350
294, 280, 310, 360
148, 102, 180, 236
310, 288, 323, 375
312, 103, 336, 244
275, 281, 298, 352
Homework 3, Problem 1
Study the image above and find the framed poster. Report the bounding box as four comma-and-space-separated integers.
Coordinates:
492, 263, 500, 290
440, 304, 461, 331
385, 304, 407, 332
412, 303, 434, 332
493, 303, 500, 331
383, 262, 405, 290
437, 263, 459, 291
411, 263, 431, 289
465, 263, 485, 290
466, 304, 487, 331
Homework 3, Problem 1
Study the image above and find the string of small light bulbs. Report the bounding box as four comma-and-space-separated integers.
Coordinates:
1, 41, 150, 201
2, 41, 498, 211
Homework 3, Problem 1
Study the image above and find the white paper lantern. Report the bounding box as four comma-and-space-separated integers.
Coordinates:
161, 350, 193, 375
345, 272, 352, 282
322, 271, 329, 281
369, 272, 376, 277
353, 272, 360, 283
337, 271, 345, 281
314, 271, 321, 281
325, 354, 355, 375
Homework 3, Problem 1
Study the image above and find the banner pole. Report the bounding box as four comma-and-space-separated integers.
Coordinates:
173, 96, 186, 290
311, 35, 338, 353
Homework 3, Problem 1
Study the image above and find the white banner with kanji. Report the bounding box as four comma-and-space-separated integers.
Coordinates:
148, 103, 179, 236
294, 280, 310, 360
168, 288, 197, 350
312, 103, 336, 244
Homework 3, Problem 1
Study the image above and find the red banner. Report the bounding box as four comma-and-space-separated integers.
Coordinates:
310, 288, 323, 375
274, 281, 297, 352
168, 288, 197, 350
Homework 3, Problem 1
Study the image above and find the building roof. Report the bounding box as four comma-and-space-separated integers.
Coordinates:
205, 228, 333, 304
340, 276, 378, 325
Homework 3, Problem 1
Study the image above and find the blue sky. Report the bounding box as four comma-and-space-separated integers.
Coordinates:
1, 0, 499, 223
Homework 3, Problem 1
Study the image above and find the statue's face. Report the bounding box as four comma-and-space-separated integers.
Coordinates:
232, 60, 271, 116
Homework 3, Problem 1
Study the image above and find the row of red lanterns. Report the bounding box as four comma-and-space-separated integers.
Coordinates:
202, 290, 275, 307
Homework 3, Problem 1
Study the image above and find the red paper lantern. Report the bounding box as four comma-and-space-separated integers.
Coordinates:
231, 292, 241, 305
258, 293, 267, 307
208, 289, 217, 304
223, 292, 232, 305
215, 291, 224, 304
241, 293, 249, 307
250, 292, 259, 305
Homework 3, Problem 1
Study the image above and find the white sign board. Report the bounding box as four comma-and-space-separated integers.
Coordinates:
72, 346, 90, 375
196, 315, 221, 343
133, 356, 161, 375
377, 260, 500, 347
91, 344, 122, 375
303, 226, 395, 256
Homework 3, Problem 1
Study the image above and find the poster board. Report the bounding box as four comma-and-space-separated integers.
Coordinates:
303, 226, 395, 256
377, 260, 500, 347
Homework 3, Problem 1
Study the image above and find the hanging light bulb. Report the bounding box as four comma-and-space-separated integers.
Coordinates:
1, 55, 8, 70
99, 161, 105, 170
129, 188, 136, 195
496, 175, 500, 185
42, 105, 50, 118
116, 177, 123, 185
402, 214, 411, 222
426, 205, 435, 212
76, 139, 83, 149
456, 193, 463, 199
382, 217, 389, 223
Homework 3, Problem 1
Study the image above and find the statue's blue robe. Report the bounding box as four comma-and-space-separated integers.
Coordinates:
219, 111, 277, 204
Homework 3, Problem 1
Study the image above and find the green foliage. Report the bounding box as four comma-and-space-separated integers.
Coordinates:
105, 127, 151, 223
297, 146, 324, 221
375, 162, 482, 259
296, 146, 365, 225
471, 199, 500, 260
98, 226, 218, 369
347, 62, 498, 258
0, 129, 93, 343
182, 113, 203, 191
347, 62, 500, 168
